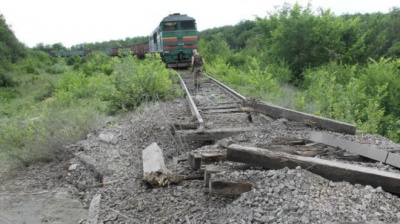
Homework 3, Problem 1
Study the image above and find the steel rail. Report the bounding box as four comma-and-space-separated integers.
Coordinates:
203, 74, 246, 101
177, 74, 204, 131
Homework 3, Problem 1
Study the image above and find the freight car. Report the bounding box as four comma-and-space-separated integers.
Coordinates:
52, 13, 198, 68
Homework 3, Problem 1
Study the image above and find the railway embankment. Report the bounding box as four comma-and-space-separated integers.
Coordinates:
1, 73, 400, 223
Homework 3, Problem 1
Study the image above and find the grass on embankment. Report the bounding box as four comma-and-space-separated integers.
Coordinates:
0, 53, 182, 178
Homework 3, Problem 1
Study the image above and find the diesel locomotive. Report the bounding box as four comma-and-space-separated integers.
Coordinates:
52, 13, 198, 68
150, 13, 198, 68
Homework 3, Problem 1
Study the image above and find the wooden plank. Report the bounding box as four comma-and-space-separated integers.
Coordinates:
173, 155, 188, 164
175, 127, 257, 142
308, 131, 388, 163
188, 151, 226, 170
227, 144, 400, 194
201, 152, 226, 165
241, 100, 356, 135
209, 178, 252, 196
188, 151, 202, 170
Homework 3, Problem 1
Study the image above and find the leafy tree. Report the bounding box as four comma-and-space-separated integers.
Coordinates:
0, 14, 27, 87
265, 4, 364, 83
359, 58, 400, 118
0, 14, 26, 68
198, 33, 231, 63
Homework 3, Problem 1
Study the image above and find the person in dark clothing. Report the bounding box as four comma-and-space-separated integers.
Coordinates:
191, 49, 205, 89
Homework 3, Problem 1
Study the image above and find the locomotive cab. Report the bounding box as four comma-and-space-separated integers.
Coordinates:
149, 13, 198, 68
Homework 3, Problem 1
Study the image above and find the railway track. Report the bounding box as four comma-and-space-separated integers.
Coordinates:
174, 71, 266, 141
171, 71, 400, 195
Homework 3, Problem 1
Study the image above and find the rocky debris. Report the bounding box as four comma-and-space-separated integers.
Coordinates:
142, 142, 184, 187
68, 163, 78, 171
143, 170, 184, 187
2, 100, 400, 224
87, 193, 101, 224
75, 152, 113, 178
217, 167, 400, 223
142, 142, 167, 175
98, 132, 117, 144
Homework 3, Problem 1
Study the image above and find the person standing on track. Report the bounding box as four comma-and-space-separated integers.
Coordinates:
191, 49, 205, 89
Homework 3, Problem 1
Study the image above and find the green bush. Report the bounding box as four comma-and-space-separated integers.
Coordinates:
264, 61, 293, 84
302, 62, 358, 89
0, 88, 19, 102
80, 52, 115, 76
0, 46, 181, 170
104, 55, 176, 114
55, 71, 92, 102
66, 55, 82, 66
14, 51, 56, 75
45, 64, 68, 74
34, 83, 55, 102
302, 60, 396, 135
0, 72, 18, 87
382, 116, 400, 143
359, 58, 400, 117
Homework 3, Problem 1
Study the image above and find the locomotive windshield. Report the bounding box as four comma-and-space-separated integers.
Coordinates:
181, 21, 195, 30
163, 22, 177, 31
162, 21, 195, 31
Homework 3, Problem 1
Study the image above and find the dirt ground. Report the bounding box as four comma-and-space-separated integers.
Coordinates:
0, 190, 87, 223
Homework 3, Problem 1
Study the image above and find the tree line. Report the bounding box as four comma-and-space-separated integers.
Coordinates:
198, 3, 400, 142
200, 3, 400, 83
32, 36, 148, 52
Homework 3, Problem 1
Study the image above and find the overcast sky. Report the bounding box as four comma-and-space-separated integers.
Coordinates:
0, 0, 399, 48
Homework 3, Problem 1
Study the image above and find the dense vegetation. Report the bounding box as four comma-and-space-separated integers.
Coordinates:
0, 15, 26, 88
1, 3, 400, 170
0, 16, 178, 169
199, 3, 400, 142
0, 50, 179, 169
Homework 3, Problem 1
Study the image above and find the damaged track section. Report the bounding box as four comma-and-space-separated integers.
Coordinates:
175, 72, 260, 144
175, 72, 400, 195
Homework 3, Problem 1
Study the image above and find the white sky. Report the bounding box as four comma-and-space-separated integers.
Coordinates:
0, 0, 399, 48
